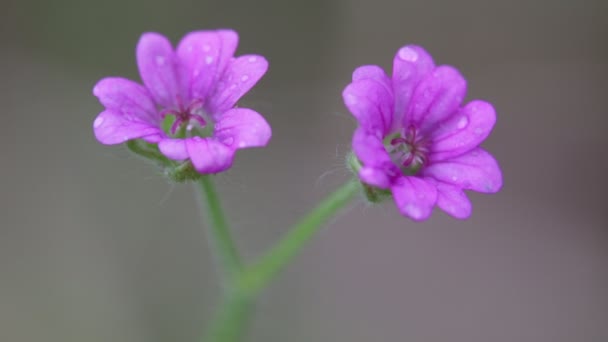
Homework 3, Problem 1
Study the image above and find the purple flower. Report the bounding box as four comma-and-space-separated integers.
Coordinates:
93, 30, 271, 174
343, 45, 502, 221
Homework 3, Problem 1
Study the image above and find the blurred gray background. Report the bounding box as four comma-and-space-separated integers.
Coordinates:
1, 0, 607, 341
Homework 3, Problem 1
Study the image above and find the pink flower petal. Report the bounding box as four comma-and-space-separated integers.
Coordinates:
185, 137, 235, 174
428, 179, 472, 219
430, 100, 497, 161
392, 45, 435, 123
177, 29, 238, 103
359, 167, 391, 189
343, 78, 394, 134
93, 110, 162, 145
158, 138, 189, 160
136, 32, 183, 108
214, 108, 271, 149
408, 66, 466, 131
353, 65, 391, 83
93, 77, 158, 124
391, 176, 437, 221
422, 148, 502, 193
207, 54, 268, 115
352, 128, 394, 170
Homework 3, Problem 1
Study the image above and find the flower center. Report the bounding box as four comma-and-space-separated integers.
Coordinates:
384, 125, 429, 175
160, 97, 213, 138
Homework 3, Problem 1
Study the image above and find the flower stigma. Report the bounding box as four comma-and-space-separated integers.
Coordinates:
384, 125, 429, 176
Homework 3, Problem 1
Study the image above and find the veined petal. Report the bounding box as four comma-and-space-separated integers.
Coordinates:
186, 137, 235, 173
343, 78, 394, 134
214, 108, 271, 149
392, 45, 435, 124
93, 77, 158, 124
391, 176, 437, 221
408, 66, 466, 130
158, 138, 189, 160
427, 179, 472, 219
137, 32, 182, 108
177, 29, 238, 102
93, 109, 163, 145
422, 148, 502, 193
430, 100, 497, 161
352, 128, 394, 170
207, 54, 268, 115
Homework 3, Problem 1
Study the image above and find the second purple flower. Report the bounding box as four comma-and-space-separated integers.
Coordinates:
344, 45, 502, 221
93, 30, 271, 174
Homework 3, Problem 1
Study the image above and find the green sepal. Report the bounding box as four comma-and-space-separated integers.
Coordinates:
126, 139, 172, 167
164, 161, 202, 183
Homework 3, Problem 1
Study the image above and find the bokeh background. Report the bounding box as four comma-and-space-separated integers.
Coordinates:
1, 0, 607, 341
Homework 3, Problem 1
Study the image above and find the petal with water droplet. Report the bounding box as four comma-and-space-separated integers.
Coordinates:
93, 110, 162, 145
207, 54, 268, 114
391, 176, 437, 221
429, 100, 496, 161
214, 108, 271, 149
137, 33, 183, 108
422, 148, 502, 193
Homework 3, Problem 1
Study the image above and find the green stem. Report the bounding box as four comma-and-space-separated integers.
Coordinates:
204, 178, 361, 342
238, 178, 360, 295
203, 292, 253, 342
197, 175, 242, 280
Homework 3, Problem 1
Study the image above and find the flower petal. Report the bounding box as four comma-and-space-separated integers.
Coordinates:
93, 77, 158, 124
177, 29, 238, 103
158, 138, 188, 160
408, 66, 466, 131
430, 100, 497, 161
207, 54, 268, 115
391, 176, 438, 221
353, 65, 391, 84
93, 110, 163, 145
422, 148, 502, 193
343, 78, 394, 134
352, 128, 395, 171
427, 179, 472, 219
136, 32, 182, 108
392, 45, 435, 123
359, 167, 391, 189
186, 137, 235, 174
214, 108, 271, 149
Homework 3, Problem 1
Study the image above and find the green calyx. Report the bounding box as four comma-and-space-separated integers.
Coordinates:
125, 139, 202, 183
345, 151, 392, 204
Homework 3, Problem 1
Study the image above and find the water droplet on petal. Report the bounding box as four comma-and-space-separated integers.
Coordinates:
202, 44, 211, 52
398, 47, 418, 62
457, 116, 468, 129
223, 137, 234, 145
451, 175, 458, 181
205, 56, 214, 64
155, 56, 166, 66
241, 75, 249, 82
230, 84, 237, 90
248, 56, 257, 63
93, 116, 104, 128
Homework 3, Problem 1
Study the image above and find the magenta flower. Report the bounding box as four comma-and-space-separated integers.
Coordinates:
343, 45, 502, 220
93, 30, 271, 174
